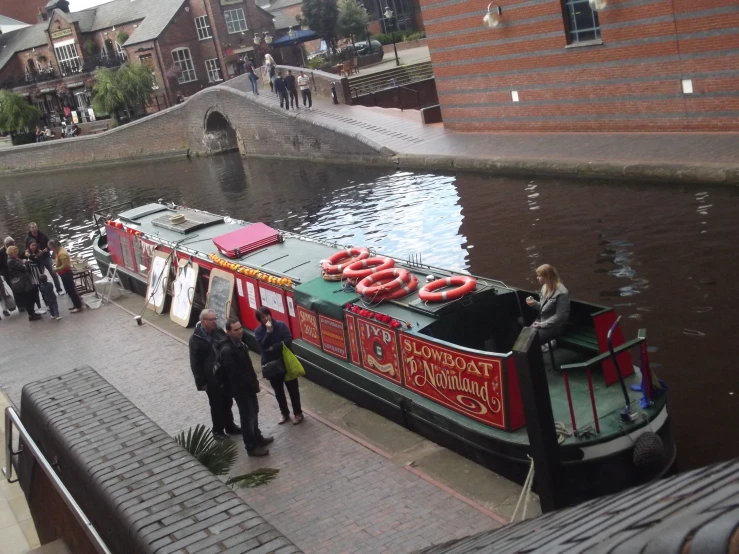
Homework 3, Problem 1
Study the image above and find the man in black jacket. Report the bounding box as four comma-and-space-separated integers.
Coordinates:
284, 70, 298, 109
220, 318, 273, 456
275, 71, 289, 110
189, 309, 240, 440
25, 222, 63, 294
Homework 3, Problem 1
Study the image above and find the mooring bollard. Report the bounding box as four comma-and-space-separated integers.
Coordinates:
512, 326, 566, 512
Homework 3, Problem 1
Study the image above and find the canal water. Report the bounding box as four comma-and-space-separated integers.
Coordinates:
1, 153, 736, 470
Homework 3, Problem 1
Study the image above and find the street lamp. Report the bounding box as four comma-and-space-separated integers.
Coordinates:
589, 0, 607, 10
482, 3, 502, 28
383, 7, 400, 67
288, 27, 297, 40
253, 32, 273, 66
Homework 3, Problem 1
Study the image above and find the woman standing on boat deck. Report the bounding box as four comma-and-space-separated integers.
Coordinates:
255, 307, 304, 425
526, 264, 570, 351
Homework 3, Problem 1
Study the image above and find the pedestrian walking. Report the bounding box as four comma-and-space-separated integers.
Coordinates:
265, 53, 276, 93
298, 71, 312, 108
26, 222, 63, 294
246, 59, 259, 95
0, 238, 14, 317
284, 70, 298, 108
175, 91, 186, 104
274, 72, 290, 110
189, 309, 241, 440
25, 240, 45, 312
219, 318, 273, 456
6, 246, 40, 321
39, 275, 60, 320
48, 239, 82, 313
255, 307, 304, 425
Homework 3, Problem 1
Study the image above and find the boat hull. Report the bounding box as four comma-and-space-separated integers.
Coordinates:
92, 233, 675, 506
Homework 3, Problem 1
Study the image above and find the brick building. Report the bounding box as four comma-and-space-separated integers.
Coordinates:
0, 0, 275, 121
421, 0, 739, 132
0, 0, 48, 25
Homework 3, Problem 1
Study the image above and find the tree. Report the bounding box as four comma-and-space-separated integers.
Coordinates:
337, 0, 368, 47
299, 0, 339, 52
91, 62, 154, 123
0, 90, 41, 136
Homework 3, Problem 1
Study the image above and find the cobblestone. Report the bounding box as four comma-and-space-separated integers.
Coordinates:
0, 301, 498, 553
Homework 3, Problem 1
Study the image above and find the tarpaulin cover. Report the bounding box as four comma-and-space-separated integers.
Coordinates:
292, 275, 359, 321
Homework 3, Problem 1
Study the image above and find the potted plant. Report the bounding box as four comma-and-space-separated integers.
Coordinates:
116, 31, 129, 45
35, 53, 47, 63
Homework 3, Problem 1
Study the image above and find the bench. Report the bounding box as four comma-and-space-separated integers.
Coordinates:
558, 324, 600, 353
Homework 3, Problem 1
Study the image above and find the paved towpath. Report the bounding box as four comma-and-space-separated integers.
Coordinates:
0, 297, 501, 554
224, 75, 739, 181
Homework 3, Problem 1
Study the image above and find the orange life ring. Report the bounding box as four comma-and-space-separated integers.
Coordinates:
356, 268, 411, 296
343, 257, 395, 280
418, 276, 477, 302
322, 247, 370, 275
372, 275, 419, 301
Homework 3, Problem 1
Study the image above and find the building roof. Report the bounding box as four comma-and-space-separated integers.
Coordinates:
0, 15, 30, 28
257, 0, 302, 31
0, 0, 185, 72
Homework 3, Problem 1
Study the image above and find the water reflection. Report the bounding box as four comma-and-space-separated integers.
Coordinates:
0, 154, 738, 470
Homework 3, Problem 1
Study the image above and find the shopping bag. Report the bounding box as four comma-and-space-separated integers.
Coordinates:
2, 280, 16, 311
282, 344, 306, 382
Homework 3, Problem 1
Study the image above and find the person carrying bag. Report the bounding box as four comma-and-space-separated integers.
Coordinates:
255, 307, 304, 425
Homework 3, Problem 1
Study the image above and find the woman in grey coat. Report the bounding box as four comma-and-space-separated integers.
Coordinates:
526, 264, 570, 350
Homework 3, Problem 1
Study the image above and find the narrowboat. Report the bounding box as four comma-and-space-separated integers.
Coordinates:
92, 202, 675, 504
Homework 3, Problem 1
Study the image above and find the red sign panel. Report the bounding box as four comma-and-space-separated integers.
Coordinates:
357, 318, 402, 385
297, 306, 321, 348
400, 334, 506, 429
345, 313, 360, 366
319, 314, 348, 360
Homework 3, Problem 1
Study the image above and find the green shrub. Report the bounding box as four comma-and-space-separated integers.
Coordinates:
308, 56, 325, 70
371, 33, 392, 45
403, 31, 426, 42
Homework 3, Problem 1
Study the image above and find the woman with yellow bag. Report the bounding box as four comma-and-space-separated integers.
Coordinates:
255, 307, 305, 425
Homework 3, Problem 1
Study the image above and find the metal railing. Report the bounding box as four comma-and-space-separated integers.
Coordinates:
2, 54, 126, 90
557, 330, 649, 435
348, 61, 433, 97
3, 406, 112, 554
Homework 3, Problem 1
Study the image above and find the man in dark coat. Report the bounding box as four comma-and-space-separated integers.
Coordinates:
274, 71, 289, 110
26, 222, 63, 294
189, 309, 240, 440
284, 70, 298, 109
219, 318, 273, 456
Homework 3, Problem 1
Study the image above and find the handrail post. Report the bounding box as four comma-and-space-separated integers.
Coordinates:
562, 371, 577, 433
586, 367, 600, 433
607, 317, 635, 421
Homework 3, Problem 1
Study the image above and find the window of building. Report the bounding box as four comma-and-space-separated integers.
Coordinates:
195, 15, 212, 40
562, 0, 601, 44
55, 42, 81, 75
205, 58, 223, 82
224, 8, 247, 34
171, 47, 197, 83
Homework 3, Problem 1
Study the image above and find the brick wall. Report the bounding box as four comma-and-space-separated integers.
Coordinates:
0, 0, 47, 24
422, 0, 739, 132
0, 81, 389, 173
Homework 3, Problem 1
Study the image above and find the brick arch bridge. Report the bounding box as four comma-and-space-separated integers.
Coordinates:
0, 78, 394, 174
181, 84, 393, 159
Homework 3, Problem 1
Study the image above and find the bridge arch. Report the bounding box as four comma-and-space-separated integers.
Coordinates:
203, 109, 238, 154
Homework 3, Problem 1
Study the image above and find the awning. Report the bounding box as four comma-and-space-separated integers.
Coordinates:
271, 29, 318, 47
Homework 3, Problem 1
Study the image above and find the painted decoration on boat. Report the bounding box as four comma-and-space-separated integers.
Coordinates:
345, 313, 361, 366
400, 335, 505, 429
357, 318, 402, 385
170, 260, 199, 328
319, 315, 348, 360
145, 251, 171, 315
297, 306, 321, 348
